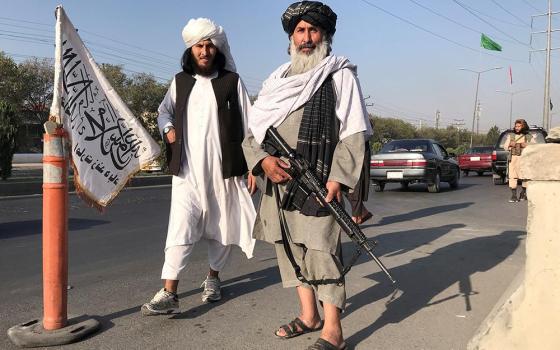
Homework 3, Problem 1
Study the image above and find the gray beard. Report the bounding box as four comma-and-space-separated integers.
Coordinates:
289, 38, 329, 75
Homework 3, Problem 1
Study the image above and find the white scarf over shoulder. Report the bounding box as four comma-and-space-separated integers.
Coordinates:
250, 55, 371, 143
182, 18, 236, 72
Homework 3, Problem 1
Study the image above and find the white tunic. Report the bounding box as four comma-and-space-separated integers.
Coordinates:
157, 72, 256, 258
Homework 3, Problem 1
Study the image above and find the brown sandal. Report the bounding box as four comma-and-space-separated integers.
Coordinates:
274, 317, 324, 339
355, 211, 373, 225
307, 338, 347, 350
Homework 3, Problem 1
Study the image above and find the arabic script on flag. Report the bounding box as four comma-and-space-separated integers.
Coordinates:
50, 6, 161, 207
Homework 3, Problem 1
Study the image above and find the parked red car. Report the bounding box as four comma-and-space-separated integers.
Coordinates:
458, 146, 493, 176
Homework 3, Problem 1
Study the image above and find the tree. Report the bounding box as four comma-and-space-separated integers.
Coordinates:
486, 125, 501, 146
0, 102, 20, 180
0, 52, 24, 107
18, 57, 54, 125
100, 63, 130, 98
371, 141, 383, 154
127, 73, 167, 118
371, 115, 416, 143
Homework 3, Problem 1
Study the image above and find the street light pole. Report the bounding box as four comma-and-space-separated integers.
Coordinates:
470, 74, 480, 147
459, 67, 503, 148
496, 89, 531, 128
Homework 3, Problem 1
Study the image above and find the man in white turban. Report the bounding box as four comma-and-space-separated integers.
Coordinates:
141, 18, 257, 316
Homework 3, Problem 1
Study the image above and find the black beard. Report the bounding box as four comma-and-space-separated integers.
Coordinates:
194, 65, 216, 76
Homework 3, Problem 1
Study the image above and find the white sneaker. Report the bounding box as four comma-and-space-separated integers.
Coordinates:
141, 288, 179, 316
201, 276, 221, 303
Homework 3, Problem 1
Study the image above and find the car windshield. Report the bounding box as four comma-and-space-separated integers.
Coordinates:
465, 147, 493, 154
381, 140, 430, 153
498, 130, 547, 148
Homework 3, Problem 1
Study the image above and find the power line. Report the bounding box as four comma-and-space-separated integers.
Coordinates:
358, 0, 527, 63
0, 33, 52, 45
2, 50, 171, 83
406, 0, 522, 46
0, 16, 51, 27
0, 15, 179, 62
0, 30, 179, 75
490, 0, 531, 27
0, 25, 178, 68
453, 1, 527, 28
0, 21, 55, 34
0, 28, 53, 40
522, 0, 542, 12
453, 0, 530, 46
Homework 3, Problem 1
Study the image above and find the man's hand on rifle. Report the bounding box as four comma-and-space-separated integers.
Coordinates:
325, 181, 342, 203
261, 156, 292, 184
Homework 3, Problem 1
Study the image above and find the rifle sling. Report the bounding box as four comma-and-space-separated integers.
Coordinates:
273, 183, 345, 286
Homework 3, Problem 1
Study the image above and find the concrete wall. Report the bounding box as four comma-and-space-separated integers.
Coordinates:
468, 143, 560, 350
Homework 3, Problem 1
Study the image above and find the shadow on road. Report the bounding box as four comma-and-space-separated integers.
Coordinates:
340, 223, 467, 274
171, 265, 281, 319
344, 230, 525, 348
0, 218, 110, 239
93, 266, 281, 330
363, 202, 474, 228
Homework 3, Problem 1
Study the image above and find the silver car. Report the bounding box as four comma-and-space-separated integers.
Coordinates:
370, 139, 460, 193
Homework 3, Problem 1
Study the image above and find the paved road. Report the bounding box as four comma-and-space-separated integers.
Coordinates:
0, 175, 527, 349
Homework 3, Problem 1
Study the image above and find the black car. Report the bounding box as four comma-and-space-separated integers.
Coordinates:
491, 127, 547, 185
370, 139, 460, 193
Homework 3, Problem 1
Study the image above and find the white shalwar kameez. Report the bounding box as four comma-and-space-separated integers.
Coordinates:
157, 73, 256, 280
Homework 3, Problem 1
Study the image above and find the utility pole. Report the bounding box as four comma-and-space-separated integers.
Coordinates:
435, 109, 440, 129
453, 118, 465, 148
530, 0, 559, 131
476, 102, 481, 135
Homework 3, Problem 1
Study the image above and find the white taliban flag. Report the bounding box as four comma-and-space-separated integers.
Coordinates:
49, 6, 161, 207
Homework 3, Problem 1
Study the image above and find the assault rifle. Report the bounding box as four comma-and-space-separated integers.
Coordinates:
265, 127, 396, 284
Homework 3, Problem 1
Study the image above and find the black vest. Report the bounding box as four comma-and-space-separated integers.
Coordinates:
166, 70, 248, 178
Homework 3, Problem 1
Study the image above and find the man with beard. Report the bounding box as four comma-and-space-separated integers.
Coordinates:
141, 18, 256, 316
504, 118, 535, 202
243, 2, 372, 349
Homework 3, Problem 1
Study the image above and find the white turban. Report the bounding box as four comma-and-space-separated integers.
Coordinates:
181, 18, 236, 72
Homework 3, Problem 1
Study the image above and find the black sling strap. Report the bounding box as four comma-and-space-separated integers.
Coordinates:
273, 183, 347, 286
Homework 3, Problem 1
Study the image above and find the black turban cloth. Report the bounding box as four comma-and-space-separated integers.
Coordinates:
281, 1, 337, 36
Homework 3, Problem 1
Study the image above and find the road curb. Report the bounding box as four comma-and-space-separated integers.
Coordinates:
0, 174, 172, 198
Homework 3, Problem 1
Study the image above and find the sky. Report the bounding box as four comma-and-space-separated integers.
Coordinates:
1, 0, 559, 132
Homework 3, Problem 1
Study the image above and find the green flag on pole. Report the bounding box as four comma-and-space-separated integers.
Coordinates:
480, 33, 502, 51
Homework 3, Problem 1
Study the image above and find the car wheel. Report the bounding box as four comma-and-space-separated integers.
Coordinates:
400, 181, 409, 190
463, 170, 469, 176
449, 169, 460, 189
428, 172, 441, 193
373, 182, 385, 192
477, 171, 484, 176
